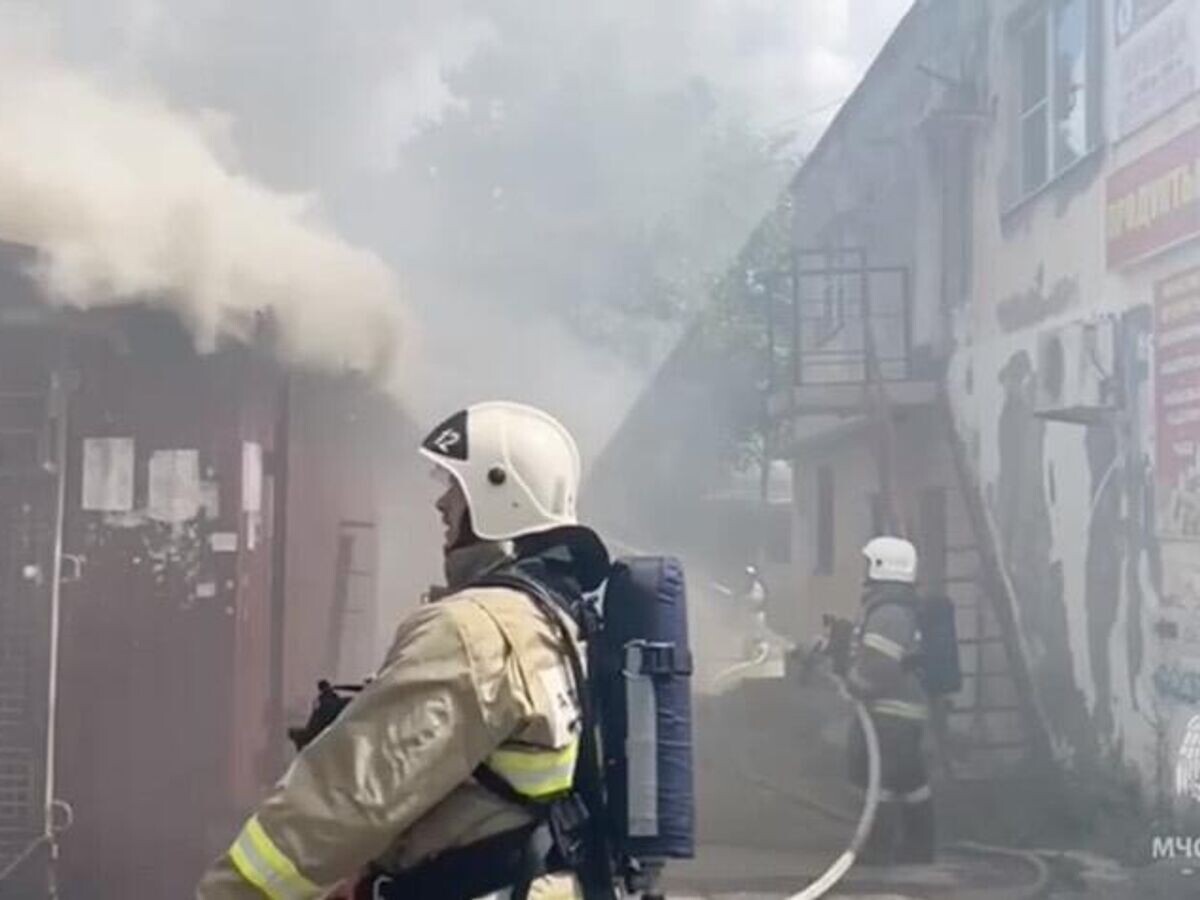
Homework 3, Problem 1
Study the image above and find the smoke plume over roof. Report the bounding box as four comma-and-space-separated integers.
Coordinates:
0, 0, 910, 449
0, 34, 405, 385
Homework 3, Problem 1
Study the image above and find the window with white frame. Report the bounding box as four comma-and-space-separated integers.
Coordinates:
1014, 0, 1097, 199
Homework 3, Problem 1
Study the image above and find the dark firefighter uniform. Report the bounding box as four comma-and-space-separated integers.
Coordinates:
846, 578, 934, 865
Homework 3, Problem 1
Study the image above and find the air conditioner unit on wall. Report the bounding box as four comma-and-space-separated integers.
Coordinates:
1035, 317, 1119, 424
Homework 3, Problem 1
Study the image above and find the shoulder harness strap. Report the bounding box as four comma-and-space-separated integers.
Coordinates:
472, 568, 618, 900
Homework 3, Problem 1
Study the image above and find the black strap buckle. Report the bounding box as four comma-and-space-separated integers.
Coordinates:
367, 873, 393, 900
624, 641, 693, 677
574, 598, 603, 639
547, 794, 590, 868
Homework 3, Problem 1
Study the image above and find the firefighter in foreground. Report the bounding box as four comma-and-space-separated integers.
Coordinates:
845, 536, 935, 865
197, 401, 614, 899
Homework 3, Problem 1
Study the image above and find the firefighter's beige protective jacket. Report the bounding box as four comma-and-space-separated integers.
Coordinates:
196, 544, 583, 899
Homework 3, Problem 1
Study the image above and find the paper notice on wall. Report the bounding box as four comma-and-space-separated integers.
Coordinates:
210, 532, 238, 553
81, 437, 135, 512
147, 449, 201, 523
242, 441, 263, 513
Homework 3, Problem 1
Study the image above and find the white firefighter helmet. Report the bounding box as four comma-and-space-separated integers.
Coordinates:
419, 401, 581, 542
862, 536, 918, 584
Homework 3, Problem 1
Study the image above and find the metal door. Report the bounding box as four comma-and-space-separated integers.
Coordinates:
0, 342, 62, 899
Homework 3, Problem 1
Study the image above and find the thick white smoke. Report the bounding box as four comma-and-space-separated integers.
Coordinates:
0, 53, 405, 384
0, 0, 910, 444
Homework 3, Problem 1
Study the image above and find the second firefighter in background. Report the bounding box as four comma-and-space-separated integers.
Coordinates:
846, 536, 934, 865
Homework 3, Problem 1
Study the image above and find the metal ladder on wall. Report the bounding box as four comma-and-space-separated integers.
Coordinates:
935, 393, 1052, 780
938, 539, 1033, 775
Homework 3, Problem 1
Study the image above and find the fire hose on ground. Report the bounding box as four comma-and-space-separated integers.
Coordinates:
709, 646, 1050, 899
783, 671, 881, 900
710, 641, 772, 691
711, 645, 881, 899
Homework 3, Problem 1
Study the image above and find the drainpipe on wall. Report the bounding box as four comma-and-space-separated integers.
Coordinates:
42, 363, 72, 900
757, 269, 780, 567
862, 264, 907, 539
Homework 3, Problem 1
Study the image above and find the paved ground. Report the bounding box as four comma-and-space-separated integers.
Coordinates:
676, 676, 1179, 898
664, 846, 1200, 897
663, 843, 1049, 899
665, 684, 1058, 898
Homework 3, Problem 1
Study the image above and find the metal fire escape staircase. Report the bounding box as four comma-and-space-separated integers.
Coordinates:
771, 249, 1050, 780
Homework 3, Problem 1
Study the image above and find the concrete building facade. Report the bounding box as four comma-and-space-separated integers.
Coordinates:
772, 0, 1200, 802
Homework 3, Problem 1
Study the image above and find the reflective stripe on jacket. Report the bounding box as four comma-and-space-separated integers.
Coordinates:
487, 741, 579, 800
228, 816, 321, 900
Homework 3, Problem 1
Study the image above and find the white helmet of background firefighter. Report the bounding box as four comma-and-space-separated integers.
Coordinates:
862, 535, 918, 584
419, 401, 581, 541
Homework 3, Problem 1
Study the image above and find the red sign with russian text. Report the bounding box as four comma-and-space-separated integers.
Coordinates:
1108, 125, 1200, 268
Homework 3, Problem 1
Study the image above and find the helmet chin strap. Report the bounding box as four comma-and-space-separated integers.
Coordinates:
446, 507, 479, 553
441, 535, 515, 593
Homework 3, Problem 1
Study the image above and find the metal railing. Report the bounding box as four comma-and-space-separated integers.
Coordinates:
763, 248, 914, 394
